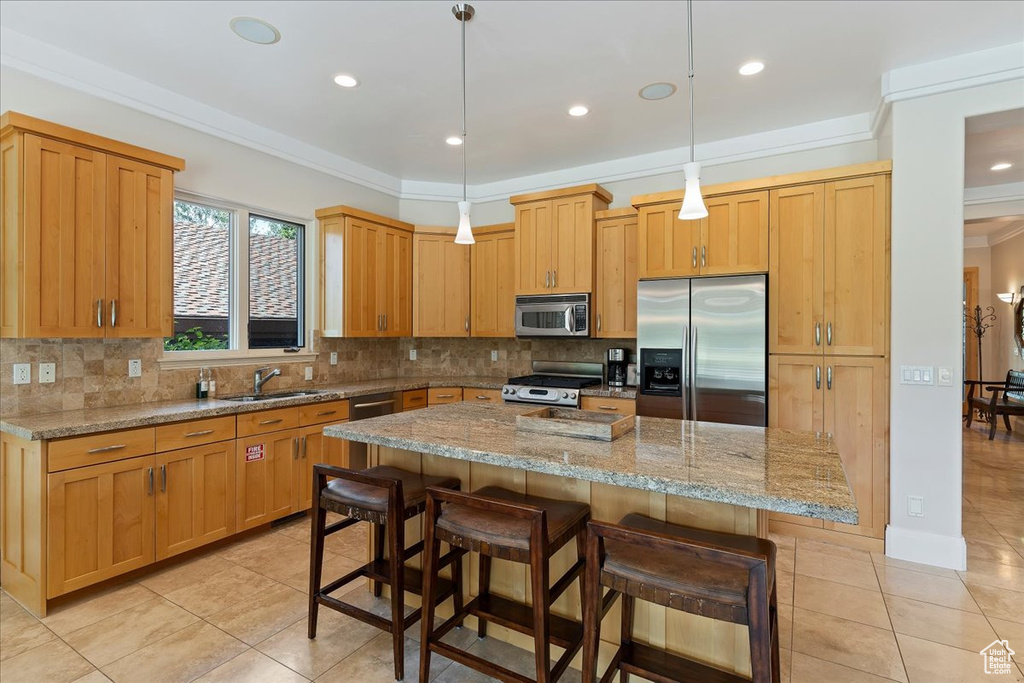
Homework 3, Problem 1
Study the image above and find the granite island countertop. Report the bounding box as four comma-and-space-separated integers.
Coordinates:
323, 402, 858, 524
0, 376, 637, 440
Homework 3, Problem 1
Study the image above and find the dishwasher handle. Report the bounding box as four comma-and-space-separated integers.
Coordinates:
352, 398, 397, 411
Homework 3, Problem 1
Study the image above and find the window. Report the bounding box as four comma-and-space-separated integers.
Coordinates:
164, 197, 308, 359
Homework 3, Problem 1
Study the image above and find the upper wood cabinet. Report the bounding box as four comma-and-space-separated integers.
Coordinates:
316, 205, 414, 338
471, 224, 516, 338
1, 112, 183, 339
637, 204, 699, 278
770, 175, 888, 356
413, 228, 470, 337
594, 208, 637, 338
510, 184, 610, 294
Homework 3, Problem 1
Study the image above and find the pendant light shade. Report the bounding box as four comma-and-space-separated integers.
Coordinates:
455, 200, 474, 244
679, 162, 708, 220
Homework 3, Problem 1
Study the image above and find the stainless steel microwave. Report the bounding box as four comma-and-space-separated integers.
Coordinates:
514, 294, 590, 337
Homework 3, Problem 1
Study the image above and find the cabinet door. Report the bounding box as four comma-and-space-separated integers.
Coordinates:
471, 229, 515, 337
47, 456, 155, 597
298, 422, 350, 511
824, 176, 888, 356
236, 430, 299, 530
343, 218, 381, 337
155, 442, 235, 561
700, 191, 768, 275
768, 355, 825, 529
637, 205, 698, 278
105, 156, 173, 338
319, 215, 345, 336
550, 195, 593, 293
380, 227, 412, 337
22, 134, 106, 338
595, 214, 637, 338
515, 201, 553, 294
824, 357, 887, 538
413, 233, 470, 337
769, 185, 824, 355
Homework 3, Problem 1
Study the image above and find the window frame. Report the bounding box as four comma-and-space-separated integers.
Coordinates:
160, 191, 315, 369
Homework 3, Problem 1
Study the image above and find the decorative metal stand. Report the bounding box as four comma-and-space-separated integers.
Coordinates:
966, 304, 997, 423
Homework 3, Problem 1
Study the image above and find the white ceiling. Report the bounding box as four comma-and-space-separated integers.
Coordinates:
964, 215, 1024, 238
965, 108, 1024, 188
2, 0, 1023, 186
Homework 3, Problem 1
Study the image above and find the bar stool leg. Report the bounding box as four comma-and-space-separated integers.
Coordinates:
308, 470, 328, 639
389, 513, 406, 680
477, 555, 491, 638
373, 523, 386, 598
451, 546, 465, 627
419, 499, 441, 683
748, 570, 772, 683
530, 546, 552, 683
619, 594, 634, 683
770, 581, 780, 681
582, 529, 603, 683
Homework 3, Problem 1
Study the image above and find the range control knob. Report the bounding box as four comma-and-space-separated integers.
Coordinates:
562, 391, 569, 399
503, 387, 511, 394
569, 392, 577, 399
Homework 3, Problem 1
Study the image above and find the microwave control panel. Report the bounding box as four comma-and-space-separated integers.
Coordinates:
574, 305, 588, 331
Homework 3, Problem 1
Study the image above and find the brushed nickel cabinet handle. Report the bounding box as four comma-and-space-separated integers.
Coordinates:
701, 245, 706, 267
293, 437, 299, 460
88, 444, 126, 454
827, 322, 833, 346
147, 467, 154, 495
97, 299, 103, 328
258, 418, 283, 426
597, 313, 602, 332
545, 271, 550, 288
160, 464, 166, 492
465, 316, 470, 332
377, 314, 382, 331
436, 394, 454, 399
110, 299, 117, 327
301, 436, 307, 459
184, 429, 214, 438
383, 314, 387, 330
692, 247, 697, 268
815, 322, 821, 346
315, 410, 337, 417
552, 270, 557, 288
597, 405, 618, 411
827, 366, 833, 390
816, 366, 821, 390
475, 395, 491, 401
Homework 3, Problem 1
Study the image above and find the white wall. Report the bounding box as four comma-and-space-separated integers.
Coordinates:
887, 79, 1024, 570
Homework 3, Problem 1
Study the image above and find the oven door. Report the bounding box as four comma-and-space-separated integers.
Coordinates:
515, 295, 589, 337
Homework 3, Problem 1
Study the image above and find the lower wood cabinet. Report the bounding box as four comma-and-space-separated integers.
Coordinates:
155, 442, 235, 561
464, 389, 503, 404
428, 387, 463, 404
236, 430, 300, 531
580, 396, 636, 415
298, 422, 350, 510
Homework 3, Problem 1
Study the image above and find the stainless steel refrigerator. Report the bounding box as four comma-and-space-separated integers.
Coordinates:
636, 275, 766, 426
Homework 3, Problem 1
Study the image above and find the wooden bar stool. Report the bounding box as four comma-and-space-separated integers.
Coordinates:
582, 514, 779, 683
308, 464, 462, 681
419, 485, 591, 683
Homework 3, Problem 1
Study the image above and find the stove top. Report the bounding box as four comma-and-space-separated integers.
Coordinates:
502, 368, 603, 407
506, 374, 602, 390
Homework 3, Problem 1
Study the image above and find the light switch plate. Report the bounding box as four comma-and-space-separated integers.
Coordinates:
937, 367, 953, 386
39, 362, 56, 384
128, 359, 142, 378
12, 363, 30, 385
304, 366, 314, 381
908, 495, 925, 517
409, 349, 417, 361
329, 352, 338, 366
899, 365, 935, 385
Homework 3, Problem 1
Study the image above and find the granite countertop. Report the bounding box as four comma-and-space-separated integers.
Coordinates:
323, 402, 859, 524
0, 375, 637, 440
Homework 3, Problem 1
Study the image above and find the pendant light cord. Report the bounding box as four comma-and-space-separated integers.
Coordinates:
687, 0, 695, 164
461, 5, 467, 203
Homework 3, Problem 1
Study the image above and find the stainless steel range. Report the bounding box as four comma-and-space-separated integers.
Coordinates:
501, 361, 603, 408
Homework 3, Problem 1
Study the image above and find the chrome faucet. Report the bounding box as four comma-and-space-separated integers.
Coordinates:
253, 367, 281, 395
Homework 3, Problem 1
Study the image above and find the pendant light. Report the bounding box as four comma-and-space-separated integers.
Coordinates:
678, 0, 708, 220
453, 3, 475, 244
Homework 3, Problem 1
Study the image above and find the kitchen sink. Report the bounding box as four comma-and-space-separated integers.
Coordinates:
222, 390, 326, 402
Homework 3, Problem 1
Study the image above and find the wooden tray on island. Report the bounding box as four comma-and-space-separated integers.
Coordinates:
516, 407, 635, 442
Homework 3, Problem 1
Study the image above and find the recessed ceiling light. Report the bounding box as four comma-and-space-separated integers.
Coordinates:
446, 136, 463, 146
639, 82, 677, 101
739, 61, 765, 76
229, 17, 280, 45
991, 162, 1014, 171
333, 74, 359, 88
568, 105, 589, 117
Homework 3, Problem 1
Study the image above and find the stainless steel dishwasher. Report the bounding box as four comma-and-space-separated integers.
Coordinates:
347, 391, 401, 469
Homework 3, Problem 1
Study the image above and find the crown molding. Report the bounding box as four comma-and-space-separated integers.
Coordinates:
989, 221, 1024, 246
964, 182, 1024, 206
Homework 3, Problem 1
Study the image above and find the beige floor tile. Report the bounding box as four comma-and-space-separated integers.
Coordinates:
897, 632, 1024, 682
0, 638, 96, 683
316, 632, 452, 682
797, 538, 873, 564
163, 563, 279, 617
226, 536, 319, 584
967, 539, 1024, 567
966, 581, 1024, 623
205, 582, 308, 646
71, 672, 113, 683
194, 649, 307, 683
795, 549, 878, 591
989, 617, 1024, 645
63, 597, 199, 667
794, 575, 890, 629
257, 604, 380, 679
883, 594, 997, 652
789, 652, 898, 683
0, 594, 56, 661
777, 570, 794, 605
138, 554, 238, 596
40, 583, 157, 636
958, 558, 1024, 592
869, 552, 960, 579
323, 524, 371, 561
875, 565, 980, 613
101, 621, 247, 683
791, 608, 906, 682
282, 552, 364, 594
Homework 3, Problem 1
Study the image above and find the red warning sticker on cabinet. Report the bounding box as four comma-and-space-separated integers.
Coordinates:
245, 444, 265, 462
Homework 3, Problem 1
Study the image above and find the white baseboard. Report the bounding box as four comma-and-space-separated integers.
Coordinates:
885, 525, 967, 570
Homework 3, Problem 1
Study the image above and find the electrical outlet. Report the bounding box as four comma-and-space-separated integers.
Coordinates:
39, 362, 56, 384
128, 359, 142, 378
937, 367, 953, 386
304, 366, 314, 381
329, 352, 338, 366
409, 349, 417, 361
908, 496, 925, 518
491, 350, 498, 362
12, 363, 30, 385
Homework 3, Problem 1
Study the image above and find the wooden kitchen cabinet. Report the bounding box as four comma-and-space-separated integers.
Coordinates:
637, 204, 699, 279
317, 205, 414, 338
580, 396, 636, 415
1, 113, 183, 339
699, 191, 769, 275
297, 422, 350, 511
594, 208, 637, 338
510, 184, 610, 295
428, 387, 463, 404
769, 185, 825, 355
413, 228, 470, 337
470, 224, 516, 337
155, 441, 235, 560
235, 429, 300, 530
464, 389, 503, 404
47, 455, 156, 597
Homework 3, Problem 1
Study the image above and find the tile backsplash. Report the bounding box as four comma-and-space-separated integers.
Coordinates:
0, 334, 634, 417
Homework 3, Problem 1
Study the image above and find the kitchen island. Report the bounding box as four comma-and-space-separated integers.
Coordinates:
323, 401, 856, 678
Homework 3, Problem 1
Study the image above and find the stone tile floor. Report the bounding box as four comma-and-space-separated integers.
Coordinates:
1, 422, 1021, 682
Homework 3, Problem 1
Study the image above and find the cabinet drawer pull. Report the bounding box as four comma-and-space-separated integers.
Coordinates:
184, 429, 214, 438
408, 396, 424, 402
597, 405, 618, 411
258, 418, 283, 426
87, 444, 126, 454
435, 394, 455, 399
475, 395, 491, 401
97, 299, 103, 328
315, 409, 337, 417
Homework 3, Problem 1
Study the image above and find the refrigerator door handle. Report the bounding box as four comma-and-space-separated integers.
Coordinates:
690, 326, 698, 420
682, 325, 689, 419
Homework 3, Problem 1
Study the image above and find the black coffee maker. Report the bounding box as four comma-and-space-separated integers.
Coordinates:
607, 348, 630, 387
